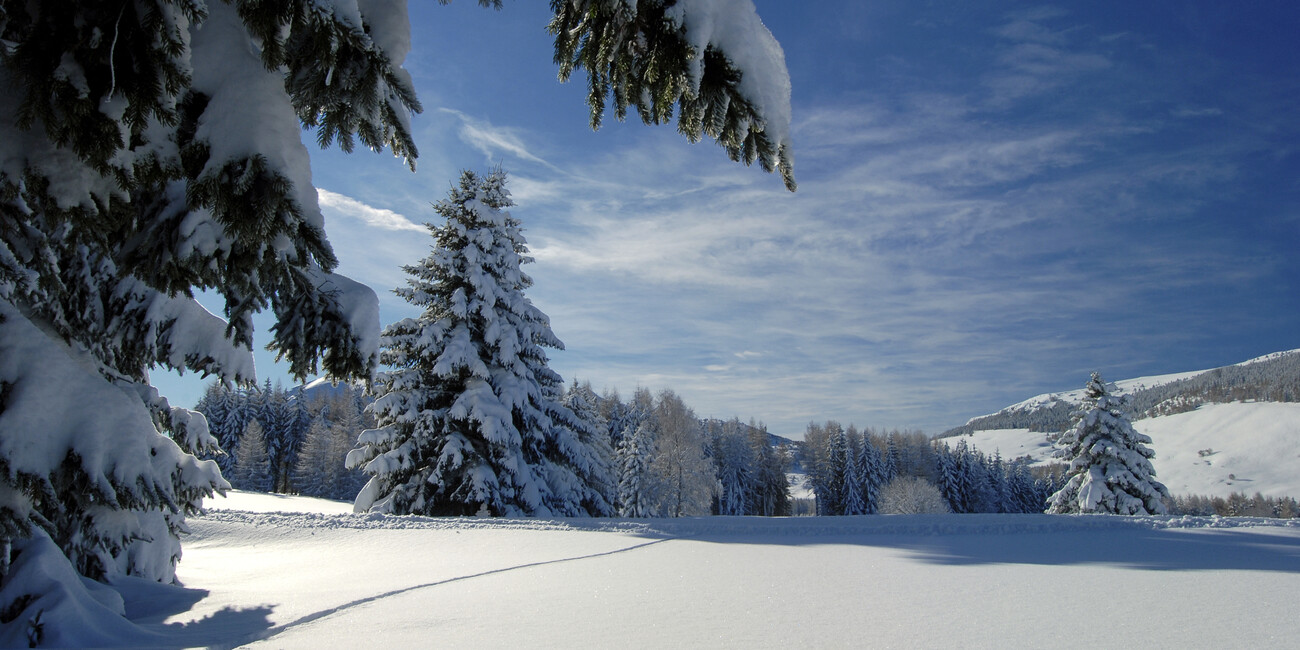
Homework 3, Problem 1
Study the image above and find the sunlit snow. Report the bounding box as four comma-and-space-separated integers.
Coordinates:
53, 491, 1300, 647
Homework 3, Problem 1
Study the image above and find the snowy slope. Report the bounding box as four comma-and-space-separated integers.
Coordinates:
950, 402, 1300, 498
961, 348, 1300, 426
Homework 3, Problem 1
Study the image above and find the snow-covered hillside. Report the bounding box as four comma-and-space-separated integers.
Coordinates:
940, 349, 1300, 498
994, 349, 1299, 416
950, 402, 1300, 498
22, 492, 1300, 647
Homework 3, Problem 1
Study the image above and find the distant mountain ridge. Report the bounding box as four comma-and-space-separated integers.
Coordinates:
941, 349, 1300, 438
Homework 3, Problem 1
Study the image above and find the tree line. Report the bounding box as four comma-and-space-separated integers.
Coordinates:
802, 423, 1061, 516
197, 377, 795, 517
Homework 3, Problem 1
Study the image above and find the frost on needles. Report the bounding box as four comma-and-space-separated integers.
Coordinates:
1047, 373, 1171, 515
349, 170, 613, 518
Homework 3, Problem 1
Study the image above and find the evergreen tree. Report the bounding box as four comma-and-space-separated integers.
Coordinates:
841, 427, 866, 516
230, 421, 272, 493
598, 388, 631, 449
933, 441, 962, 513
710, 418, 755, 516
617, 420, 658, 518
562, 380, 617, 515
1047, 373, 1170, 515
1005, 460, 1042, 514
549, 0, 796, 190
746, 420, 791, 517
985, 451, 1008, 514
817, 422, 849, 516
196, 382, 238, 473
859, 434, 885, 515
884, 432, 900, 485
348, 170, 609, 517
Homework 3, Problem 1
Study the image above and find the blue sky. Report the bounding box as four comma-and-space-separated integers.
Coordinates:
159, 1, 1299, 438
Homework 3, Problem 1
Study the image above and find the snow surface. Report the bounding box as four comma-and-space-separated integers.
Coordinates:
39, 491, 1298, 647
666, 0, 793, 154
204, 490, 355, 515
952, 402, 1300, 498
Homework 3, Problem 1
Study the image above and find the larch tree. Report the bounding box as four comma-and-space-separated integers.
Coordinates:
230, 421, 272, 493
1047, 373, 1170, 515
0, 0, 793, 640
348, 170, 611, 517
648, 390, 713, 518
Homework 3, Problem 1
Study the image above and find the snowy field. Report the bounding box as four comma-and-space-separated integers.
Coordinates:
66, 491, 1300, 648
951, 402, 1300, 498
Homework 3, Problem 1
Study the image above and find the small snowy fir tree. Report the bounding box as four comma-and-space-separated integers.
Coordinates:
348, 170, 611, 517
1046, 373, 1170, 515
617, 420, 658, 518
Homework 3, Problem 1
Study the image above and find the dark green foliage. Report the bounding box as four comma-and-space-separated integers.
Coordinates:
233, 0, 424, 165
549, 0, 795, 191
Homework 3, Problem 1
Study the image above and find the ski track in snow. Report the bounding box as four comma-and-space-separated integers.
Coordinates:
211, 531, 672, 649
139, 496, 1300, 649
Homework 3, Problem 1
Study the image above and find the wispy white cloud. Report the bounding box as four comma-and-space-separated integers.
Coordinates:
438, 108, 565, 173
317, 188, 425, 232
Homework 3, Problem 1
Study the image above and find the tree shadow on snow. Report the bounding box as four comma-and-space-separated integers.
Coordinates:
894, 525, 1300, 572
604, 515, 1300, 573
111, 576, 276, 648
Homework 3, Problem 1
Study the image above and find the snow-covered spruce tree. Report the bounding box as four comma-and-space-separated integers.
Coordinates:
1047, 373, 1170, 515
841, 427, 866, 516
818, 422, 849, 516
195, 382, 239, 473
0, 0, 415, 605
709, 418, 755, 516
349, 170, 611, 517
852, 428, 883, 515
617, 419, 658, 517
562, 380, 617, 514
